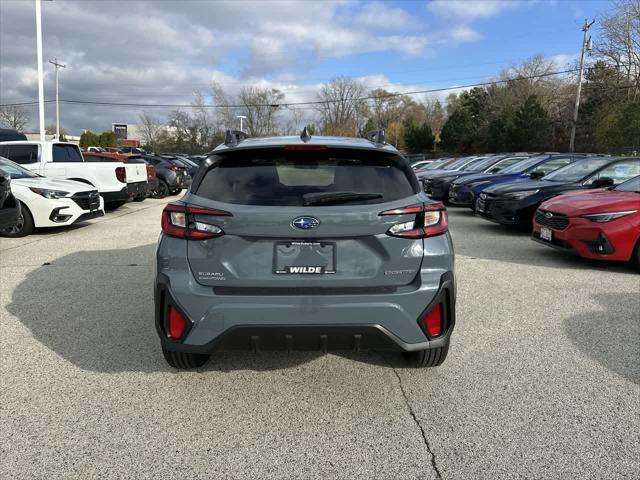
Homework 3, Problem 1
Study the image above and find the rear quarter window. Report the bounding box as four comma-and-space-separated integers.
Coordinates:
2, 145, 39, 164
195, 148, 419, 206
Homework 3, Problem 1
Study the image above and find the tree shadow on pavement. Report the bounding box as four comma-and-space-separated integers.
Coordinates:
6, 244, 328, 373
563, 292, 640, 385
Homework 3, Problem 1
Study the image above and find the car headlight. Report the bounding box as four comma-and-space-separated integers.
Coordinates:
29, 187, 70, 199
581, 210, 637, 223
503, 190, 539, 199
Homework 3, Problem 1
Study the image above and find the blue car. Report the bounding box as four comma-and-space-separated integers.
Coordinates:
447, 154, 590, 208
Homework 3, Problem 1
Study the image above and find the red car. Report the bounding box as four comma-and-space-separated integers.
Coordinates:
532, 176, 640, 269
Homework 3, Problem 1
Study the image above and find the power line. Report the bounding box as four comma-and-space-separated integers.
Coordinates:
0, 67, 585, 109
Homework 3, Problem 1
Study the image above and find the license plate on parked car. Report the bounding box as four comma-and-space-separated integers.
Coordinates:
540, 227, 552, 241
274, 241, 336, 274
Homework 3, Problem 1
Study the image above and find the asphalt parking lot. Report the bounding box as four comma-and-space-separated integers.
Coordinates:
1, 199, 638, 479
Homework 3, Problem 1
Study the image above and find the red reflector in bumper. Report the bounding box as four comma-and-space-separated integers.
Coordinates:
423, 304, 442, 337
168, 306, 187, 339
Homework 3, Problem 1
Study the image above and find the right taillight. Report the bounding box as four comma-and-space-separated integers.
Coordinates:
379, 202, 448, 238
161, 203, 231, 240
166, 164, 178, 171
422, 303, 442, 337
115, 166, 126, 183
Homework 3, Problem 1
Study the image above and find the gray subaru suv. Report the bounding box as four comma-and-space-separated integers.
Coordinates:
155, 130, 456, 369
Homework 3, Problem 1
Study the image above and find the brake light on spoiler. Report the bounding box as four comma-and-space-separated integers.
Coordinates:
379, 202, 448, 238
161, 203, 231, 240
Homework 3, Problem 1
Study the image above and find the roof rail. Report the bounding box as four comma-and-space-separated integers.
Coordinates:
365, 129, 386, 146
300, 126, 312, 143
224, 130, 248, 147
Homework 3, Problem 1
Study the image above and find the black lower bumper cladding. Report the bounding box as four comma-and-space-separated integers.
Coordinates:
155, 272, 456, 354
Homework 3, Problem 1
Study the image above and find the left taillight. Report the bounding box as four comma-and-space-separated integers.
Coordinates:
379, 202, 448, 238
161, 203, 231, 240
115, 166, 126, 183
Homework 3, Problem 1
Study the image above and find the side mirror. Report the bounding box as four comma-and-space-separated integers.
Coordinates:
529, 170, 545, 179
591, 177, 614, 188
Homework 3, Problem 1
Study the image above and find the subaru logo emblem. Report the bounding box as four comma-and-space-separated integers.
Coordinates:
292, 216, 320, 230
545, 212, 553, 219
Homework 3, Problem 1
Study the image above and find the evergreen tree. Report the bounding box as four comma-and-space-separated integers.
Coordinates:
508, 95, 551, 151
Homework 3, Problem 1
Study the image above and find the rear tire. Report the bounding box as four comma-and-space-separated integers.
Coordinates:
162, 347, 209, 369
133, 194, 146, 202
154, 181, 169, 199
0, 203, 34, 238
404, 342, 449, 368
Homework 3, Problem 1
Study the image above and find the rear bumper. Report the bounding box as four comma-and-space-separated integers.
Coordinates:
0, 194, 21, 229
156, 271, 456, 354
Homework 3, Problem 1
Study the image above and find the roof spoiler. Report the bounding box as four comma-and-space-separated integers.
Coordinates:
365, 129, 386, 146
224, 130, 248, 147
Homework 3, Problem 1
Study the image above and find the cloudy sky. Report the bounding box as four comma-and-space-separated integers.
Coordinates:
0, 0, 613, 135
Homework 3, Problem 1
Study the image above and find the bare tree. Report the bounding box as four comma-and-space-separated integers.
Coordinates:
0, 105, 30, 131
423, 96, 446, 134
315, 77, 368, 136
596, 0, 640, 99
138, 111, 163, 150
210, 81, 237, 131
191, 91, 216, 149
237, 86, 285, 137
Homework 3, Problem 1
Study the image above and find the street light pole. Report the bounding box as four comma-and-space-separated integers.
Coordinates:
35, 0, 45, 141
236, 115, 247, 132
569, 18, 595, 153
49, 58, 66, 139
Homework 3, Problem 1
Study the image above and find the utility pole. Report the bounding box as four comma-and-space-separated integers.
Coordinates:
35, 0, 45, 141
49, 58, 66, 139
569, 19, 595, 153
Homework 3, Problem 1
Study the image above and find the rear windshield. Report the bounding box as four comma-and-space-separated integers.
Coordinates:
195, 148, 418, 206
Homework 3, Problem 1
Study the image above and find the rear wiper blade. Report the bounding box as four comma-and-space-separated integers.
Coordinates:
303, 191, 383, 206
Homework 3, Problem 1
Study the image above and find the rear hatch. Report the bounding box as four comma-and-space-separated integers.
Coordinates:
184, 147, 427, 289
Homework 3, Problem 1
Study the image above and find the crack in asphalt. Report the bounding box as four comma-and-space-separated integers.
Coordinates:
385, 357, 443, 480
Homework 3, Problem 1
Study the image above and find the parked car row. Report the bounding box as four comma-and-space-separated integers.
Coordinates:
417, 152, 640, 269
0, 141, 198, 237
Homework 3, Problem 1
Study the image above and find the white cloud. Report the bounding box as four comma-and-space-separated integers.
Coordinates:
427, 0, 522, 20
355, 1, 416, 30
448, 26, 483, 43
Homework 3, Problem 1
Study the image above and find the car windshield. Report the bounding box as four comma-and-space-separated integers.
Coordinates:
423, 159, 448, 170
196, 148, 418, 206
0, 157, 39, 178
542, 158, 611, 182
440, 157, 475, 170
614, 175, 640, 192
459, 157, 491, 171
465, 156, 503, 172
499, 155, 549, 174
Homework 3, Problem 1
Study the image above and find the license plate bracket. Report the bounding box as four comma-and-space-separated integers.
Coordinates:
273, 241, 336, 274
